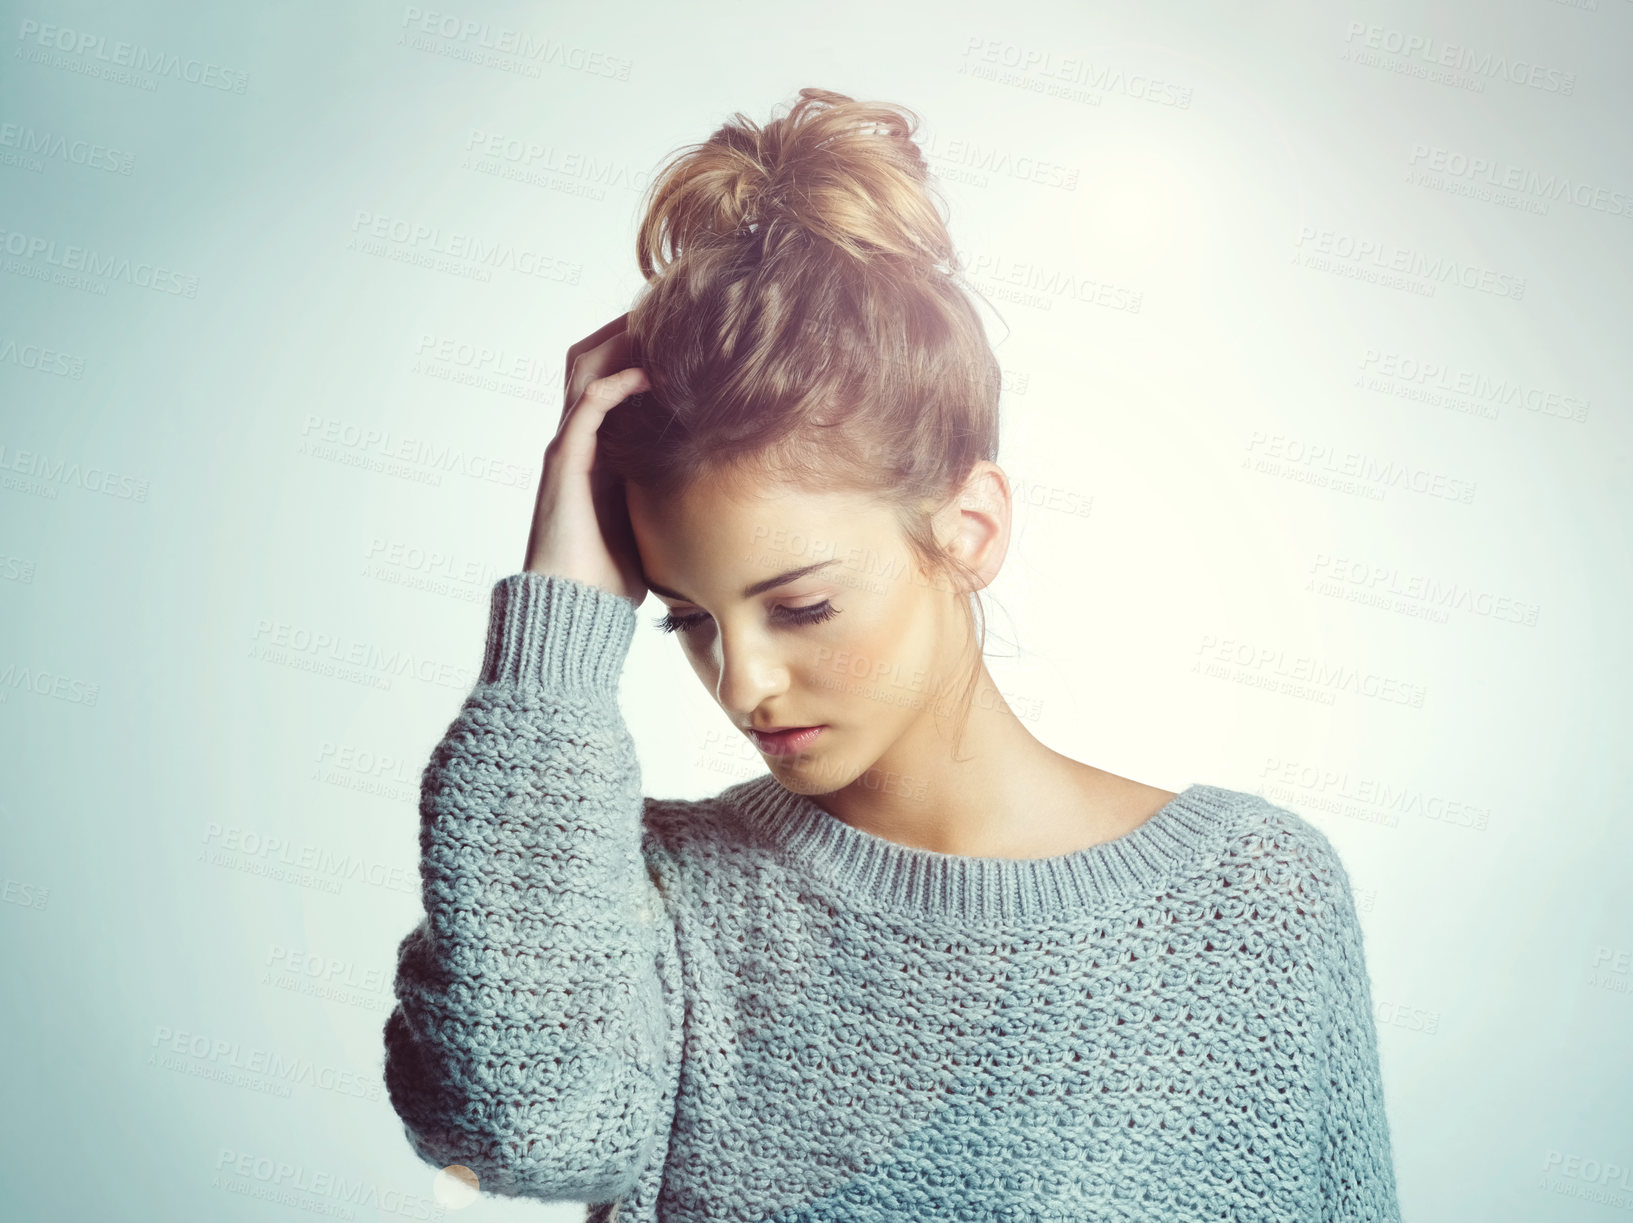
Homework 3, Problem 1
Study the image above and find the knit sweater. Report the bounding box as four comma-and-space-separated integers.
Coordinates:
383, 571, 1403, 1223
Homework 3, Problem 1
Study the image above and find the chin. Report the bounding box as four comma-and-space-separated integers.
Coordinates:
768, 758, 834, 792
769, 745, 873, 798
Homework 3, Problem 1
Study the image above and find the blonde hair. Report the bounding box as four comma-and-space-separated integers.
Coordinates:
600, 86, 1005, 743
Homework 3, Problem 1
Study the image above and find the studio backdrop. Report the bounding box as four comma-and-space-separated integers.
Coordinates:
2, 1, 1629, 1220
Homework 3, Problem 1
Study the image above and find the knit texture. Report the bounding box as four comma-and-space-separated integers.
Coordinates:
383, 571, 1403, 1222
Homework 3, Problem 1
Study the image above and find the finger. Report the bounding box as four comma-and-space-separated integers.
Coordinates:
555, 368, 650, 457
576, 367, 649, 414
567, 330, 635, 409
564, 315, 630, 400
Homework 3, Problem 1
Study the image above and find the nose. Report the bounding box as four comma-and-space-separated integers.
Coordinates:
712, 626, 789, 720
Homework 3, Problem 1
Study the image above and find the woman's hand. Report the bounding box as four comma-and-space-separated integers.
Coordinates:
521, 313, 650, 604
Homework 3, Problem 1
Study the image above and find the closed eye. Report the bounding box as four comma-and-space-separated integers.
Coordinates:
651, 600, 839, 635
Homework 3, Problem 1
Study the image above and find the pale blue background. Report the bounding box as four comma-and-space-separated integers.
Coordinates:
2, 0, 1630, 1219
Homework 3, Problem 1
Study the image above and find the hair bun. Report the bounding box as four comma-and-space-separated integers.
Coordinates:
637, 86, 957, 278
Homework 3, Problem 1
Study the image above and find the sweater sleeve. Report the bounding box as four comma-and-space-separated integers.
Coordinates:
1311, 848, 1403, 1222
382, 571, 684, 1205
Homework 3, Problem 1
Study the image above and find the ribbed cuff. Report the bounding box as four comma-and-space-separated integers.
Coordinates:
479, 572, 640, 692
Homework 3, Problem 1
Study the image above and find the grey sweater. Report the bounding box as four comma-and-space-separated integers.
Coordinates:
383, 571, 1403, 1221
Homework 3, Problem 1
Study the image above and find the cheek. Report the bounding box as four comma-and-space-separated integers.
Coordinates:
799, 599, 934, 708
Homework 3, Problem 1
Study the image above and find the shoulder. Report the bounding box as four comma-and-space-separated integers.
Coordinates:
1197, 784, 1365, 928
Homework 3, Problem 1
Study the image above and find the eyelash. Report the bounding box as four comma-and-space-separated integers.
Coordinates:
651, 601, 840, 636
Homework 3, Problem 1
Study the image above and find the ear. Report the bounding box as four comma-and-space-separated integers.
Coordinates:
934, 461, 1011, 594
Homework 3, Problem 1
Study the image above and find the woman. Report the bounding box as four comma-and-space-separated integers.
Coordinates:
383, 87, 1403, 1222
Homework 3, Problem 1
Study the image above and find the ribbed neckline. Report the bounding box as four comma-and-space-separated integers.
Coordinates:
725, 775, 1249, 923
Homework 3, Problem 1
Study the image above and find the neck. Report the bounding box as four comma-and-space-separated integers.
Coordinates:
806, 661, 1101, 858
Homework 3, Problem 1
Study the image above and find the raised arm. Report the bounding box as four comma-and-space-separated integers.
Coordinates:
382, 572, 683, 1203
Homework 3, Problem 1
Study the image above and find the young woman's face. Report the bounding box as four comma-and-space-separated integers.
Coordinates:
626, 472, 970, 794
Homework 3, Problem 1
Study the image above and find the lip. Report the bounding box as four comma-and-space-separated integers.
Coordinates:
749, 725, 826, 756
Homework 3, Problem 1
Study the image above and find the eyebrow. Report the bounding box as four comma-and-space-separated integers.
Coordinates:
645, 559, 842, 604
